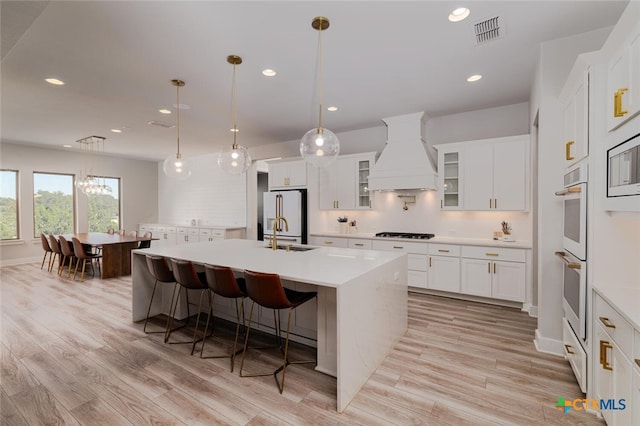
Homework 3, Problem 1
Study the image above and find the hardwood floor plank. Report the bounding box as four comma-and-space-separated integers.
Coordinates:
0, 387, 29, 426
70, 397, 134, 426
0, 343, 40, 396
9, 384, 81, 425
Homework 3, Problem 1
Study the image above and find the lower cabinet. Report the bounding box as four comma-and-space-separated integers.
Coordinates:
372, 239, 428, 289
563, 317, 587, 392
460, 246, 526, 302
139, 224, 245, 246
427, 244, 460, 293
308, 236, 349, 248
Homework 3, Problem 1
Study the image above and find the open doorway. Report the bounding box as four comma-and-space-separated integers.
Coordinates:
257, 171, 268, 241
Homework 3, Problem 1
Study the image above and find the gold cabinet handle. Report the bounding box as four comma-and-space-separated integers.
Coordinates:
487, 262, 491, 273
494, 198, 497, 209
493, 262, 496, 274
564, 344, 575, 355
485, 253, 499, 257
441, 200, 443, 209
614, 88, 629, 117
354, 243, 364, 247
489, 198, 492, 209
554, 186, 582, 196
324, 241, 333, 245
393, 246, 404, 249
565, 141, 575, 161
429, 257, 432, 267
599, 316, 616, 329
600, 340, 613, 371
555, 251, 581, 269
438, 249, 450, 253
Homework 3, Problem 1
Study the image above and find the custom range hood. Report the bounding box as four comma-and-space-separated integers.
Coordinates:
368, 112, 438, 191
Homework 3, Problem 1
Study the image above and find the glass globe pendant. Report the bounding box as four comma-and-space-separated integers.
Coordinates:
300, 16, 340, 167
218, 55, 251, 175
163, 79, 192, 180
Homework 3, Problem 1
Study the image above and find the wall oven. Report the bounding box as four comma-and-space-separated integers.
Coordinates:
555, 164, 587, 261
555, 250, 586, 340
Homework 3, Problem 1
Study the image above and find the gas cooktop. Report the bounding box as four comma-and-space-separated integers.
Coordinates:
375, 232, 435, 240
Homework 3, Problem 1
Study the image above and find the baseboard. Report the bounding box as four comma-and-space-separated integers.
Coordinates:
534, 329, 564, 356
525, 303, 538, 317
0, 257, 40, 268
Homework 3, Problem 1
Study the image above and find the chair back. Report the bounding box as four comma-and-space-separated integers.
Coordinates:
204, 264, 246, 298
128, 230, 137, 237
170, 259, 207, 290
58, 236, 74, 257
48, 235, 62, 254
118, 229, 126, 236
138, 231, 152, 249
145, 255, 174, 283
40, 233, 52, 252
244, 270, 292, 310
71, 237, 89, 260
107, 228, 115, 234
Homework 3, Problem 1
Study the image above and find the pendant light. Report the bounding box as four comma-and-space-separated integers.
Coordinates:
300, 16, 340, 167
75, 136, 112, 195
163, 79, 192, 179
218, 55, 251, 174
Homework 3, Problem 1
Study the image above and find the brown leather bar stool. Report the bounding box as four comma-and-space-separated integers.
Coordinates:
143, 254, 188, 335
57, 236, 76, 278
71, 237, 102, 281
40, 233, 54, 271
200, 264, 247, 371
48, 235, 62, 274
166, 259, 210, 349
240, 270, 317, 394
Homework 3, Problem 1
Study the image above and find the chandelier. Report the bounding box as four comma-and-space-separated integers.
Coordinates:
75, 136, 112, 195
163, 79, 192, 179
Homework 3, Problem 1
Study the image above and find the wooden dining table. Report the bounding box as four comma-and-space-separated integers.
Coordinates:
59, 232, 155, 279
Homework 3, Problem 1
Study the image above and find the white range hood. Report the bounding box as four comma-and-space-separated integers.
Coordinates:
368, 112, 438, 191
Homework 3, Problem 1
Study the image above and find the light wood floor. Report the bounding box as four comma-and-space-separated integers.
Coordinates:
1, 262, 603, 425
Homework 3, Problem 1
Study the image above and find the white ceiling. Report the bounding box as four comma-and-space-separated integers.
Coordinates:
1, 1, 629, 161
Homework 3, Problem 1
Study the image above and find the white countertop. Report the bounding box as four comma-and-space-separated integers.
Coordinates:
310, 232, 532, 249
135, 239, 406, 288
593, 283, 640, 329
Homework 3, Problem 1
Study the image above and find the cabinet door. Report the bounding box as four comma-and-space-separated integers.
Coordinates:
607, 28, 640, 131
428, 255, 460, 293
438, 150, 462, 209
287, 161, 308, 187
318, 158, 354, 210
461, 258, 492, 297
611, 345, 633, 425
492, 261, 525, 302
357, 159, 372, 208
268, 163, 289, 189
595, 324, 614, 425
492, 139, 527, 211
563, 72, 589, 167
462, 145, 493, 210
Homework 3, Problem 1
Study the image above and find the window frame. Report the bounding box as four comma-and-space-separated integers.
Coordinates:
0, 169, 20, 241
32, 171, 76, 238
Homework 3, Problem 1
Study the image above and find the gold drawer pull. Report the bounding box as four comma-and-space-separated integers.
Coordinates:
555, 251, 581, 269
614, 88, 629, 117
393, 246, 404, 249
599, 317, 616, 328
485, 253, 499, 257
324, 241, 333, 245
354, 243, 364, 247
565, 141, 575, 161
564, 344, 575, 355
438, 249, 450, 253
600, 341, 613, 371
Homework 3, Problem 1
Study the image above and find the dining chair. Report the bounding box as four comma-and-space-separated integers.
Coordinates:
118, 229, 126, 236
40, 233, 54, 271
48, 235, 63, 274
57, 236, 76, 278
138, 231, 152, 249
127, 230, 137, 237
107, 228, 115, 235
240, 270, 317, 393
71, 237, 102, 282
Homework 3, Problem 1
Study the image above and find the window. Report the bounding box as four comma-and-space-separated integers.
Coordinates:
0, 170, 19, 240
33, 172, 75, 237
87, 177, 121, 232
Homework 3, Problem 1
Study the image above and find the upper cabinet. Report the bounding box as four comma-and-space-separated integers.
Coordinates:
318, 152, 375, 210
607, 25, 640, 132
268, 159, 308, 190
436, 135, 529, 211
561, 64, 590, 168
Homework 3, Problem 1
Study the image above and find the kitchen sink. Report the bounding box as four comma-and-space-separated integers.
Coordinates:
265, 244, 316, 252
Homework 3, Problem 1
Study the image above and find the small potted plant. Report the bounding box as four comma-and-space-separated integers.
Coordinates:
337, 216, 348, 234
501, 221, 514, 241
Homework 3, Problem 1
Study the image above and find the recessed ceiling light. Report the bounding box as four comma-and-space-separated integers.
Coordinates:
45, 78, 65, 85
63, 144, 72, 148
448, 7, 470, 22
111, 129, 122, 133
262, 69, 277, 77
467, 74, 482, 82
159, 109, 172, 114
327, 106, 338, 112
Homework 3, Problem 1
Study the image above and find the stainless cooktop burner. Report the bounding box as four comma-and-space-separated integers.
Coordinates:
375, 232, 435, 240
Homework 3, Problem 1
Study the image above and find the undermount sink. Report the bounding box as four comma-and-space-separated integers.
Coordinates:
265, 244, 316, 252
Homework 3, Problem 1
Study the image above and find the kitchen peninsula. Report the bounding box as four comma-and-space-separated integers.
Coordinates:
131, 239, 408, 412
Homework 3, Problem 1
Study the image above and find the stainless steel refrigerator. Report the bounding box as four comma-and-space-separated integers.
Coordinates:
263, 189, 307, 244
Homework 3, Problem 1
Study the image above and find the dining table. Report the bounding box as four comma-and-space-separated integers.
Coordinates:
59, 232, 155, 279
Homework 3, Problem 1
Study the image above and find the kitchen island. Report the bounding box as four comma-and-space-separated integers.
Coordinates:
131, 239, 408, 412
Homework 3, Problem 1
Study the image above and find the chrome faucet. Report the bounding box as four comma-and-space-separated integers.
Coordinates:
272, 216, 289, 251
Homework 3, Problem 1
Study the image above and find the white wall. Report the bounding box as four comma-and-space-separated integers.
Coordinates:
0, 142, 158, 266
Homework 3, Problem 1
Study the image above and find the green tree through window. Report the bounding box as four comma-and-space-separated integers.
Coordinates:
0, 170, 19, 240
87, 177, 120, 231
33, 172, 74, 237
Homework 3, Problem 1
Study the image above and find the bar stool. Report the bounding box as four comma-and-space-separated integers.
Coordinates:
71, 237, 102, 281
143, 255, 186, 335
200, 264, 247, 371
48, 235, 62, 274
40, 233, 54, 271
57, 236, 76, 278
166, 259, 210, 348
240, 270, 317, 394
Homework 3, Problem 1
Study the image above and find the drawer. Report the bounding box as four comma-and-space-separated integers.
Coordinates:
372, 239, 428, 254
348, 239, 372, 250
428, 244, 460, 257
408, 254, 427, 272
635, 329, 640, 371
461, 245, 525, 262
176, 227, 187, 235
188, 228, 200, 237
563, 318, 587, 393
595, 294, 634, 360
156, 226, 167, 233
199, 228, 212, 237
408, 270, 427, 289
309, 236, 348, 248
211, 229, 225, 238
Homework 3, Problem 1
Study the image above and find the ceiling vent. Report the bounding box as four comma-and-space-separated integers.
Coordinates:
148, 120, 175, 129
474, 16, 503, 45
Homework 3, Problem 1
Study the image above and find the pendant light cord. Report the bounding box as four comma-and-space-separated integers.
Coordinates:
176, 83, 181, 159
317, 18, 324, 132
232, 61, 238, 149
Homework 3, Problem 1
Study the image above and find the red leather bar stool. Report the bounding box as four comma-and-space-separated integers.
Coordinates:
200, 264, 247, 371
240, 270, 317, 394
143, 255, 187, 335
166, 259, 210, 349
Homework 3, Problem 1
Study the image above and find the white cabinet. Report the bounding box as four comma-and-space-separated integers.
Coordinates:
561, 64, 589, 167
143, 225, 245, 246
607, 24, 640, 132
436, 149, 462, 210
372, 240, 428, 289
155, 226, 176, 247
308, 235, 348, 248
427, 244, 460, 293
268, 159, 308, 190
348, 238, 372, 250
460, 246, 526, 302
562, 317, 587, 392
318, 153, 375, 210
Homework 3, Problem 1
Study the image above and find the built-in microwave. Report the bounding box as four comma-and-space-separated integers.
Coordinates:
607, 132, 640, 197
555, 164, 587, 261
